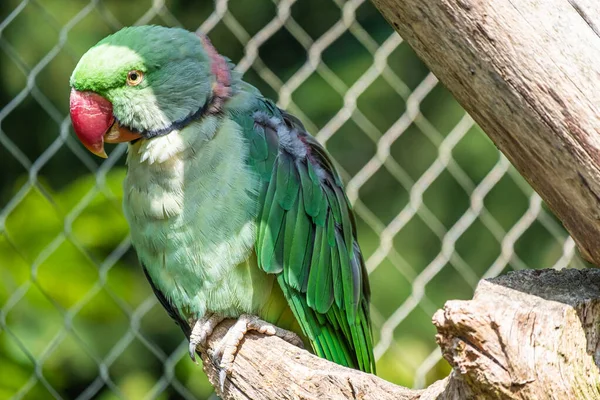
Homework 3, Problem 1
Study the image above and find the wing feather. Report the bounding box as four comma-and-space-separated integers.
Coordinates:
258, 163, 285, 273
240, 101, 375, 373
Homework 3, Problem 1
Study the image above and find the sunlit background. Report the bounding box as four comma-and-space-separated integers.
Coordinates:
0, 0, 588, 399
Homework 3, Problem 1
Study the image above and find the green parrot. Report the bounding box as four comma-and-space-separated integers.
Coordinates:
69, 25, 375, 386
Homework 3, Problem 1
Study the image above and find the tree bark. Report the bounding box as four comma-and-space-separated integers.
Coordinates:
198, 269, 600, 399
369, 0, 600, 265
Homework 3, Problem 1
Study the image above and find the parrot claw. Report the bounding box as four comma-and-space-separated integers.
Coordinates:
219, 369, 228, 393
211, 314, 305, 392
188, 313, 225, 363
188, 342, 197, 364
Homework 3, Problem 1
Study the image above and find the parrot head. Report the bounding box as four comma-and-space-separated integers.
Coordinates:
69, 25, 220, 157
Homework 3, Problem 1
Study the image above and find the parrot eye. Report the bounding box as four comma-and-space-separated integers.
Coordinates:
127, 70, 144, 86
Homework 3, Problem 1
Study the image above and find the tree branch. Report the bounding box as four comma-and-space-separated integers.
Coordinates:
198, 269, 600, 399
369, 0, 600, 265
198, 320, 447, 399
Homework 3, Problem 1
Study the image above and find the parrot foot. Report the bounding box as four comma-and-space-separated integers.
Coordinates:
188, 313, 226, 363
211, 314, 304, 391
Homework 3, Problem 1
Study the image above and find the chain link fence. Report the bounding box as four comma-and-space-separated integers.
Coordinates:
0, 0, 586, 399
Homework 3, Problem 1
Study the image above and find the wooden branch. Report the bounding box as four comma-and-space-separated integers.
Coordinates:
197, 268, 600, 399
434, 268, 600, 399
369, 0, 600, 265
198, 320, 447, 400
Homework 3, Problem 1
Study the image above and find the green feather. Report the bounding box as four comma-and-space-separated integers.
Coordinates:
260, 123, 279, 181
326, 211, 336, 247
354, 308, 370, 371
314, 220, 333, 313
306, 226, 323, 310
300, 229, 314, 293
332, 305, 351, 346
313, 199, 327, 227
257, 165, 278, 262
298, 161, 324, 217
255, 184, 269, 263
275, 153, 300, 210
349, 243, 362, 314
235, 114, 267, 163
324, 184, 342, 224
361, 309, 375, 372
307, 158, 321, 183
336, 230, 356, 323
285, 194, 311, 291
333, 185, 353, 259
326, 312, 353, 367
330, 237, 343, 308
259, 165, 285, 273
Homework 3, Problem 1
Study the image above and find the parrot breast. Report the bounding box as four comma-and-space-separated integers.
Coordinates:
122, 116, 273, 321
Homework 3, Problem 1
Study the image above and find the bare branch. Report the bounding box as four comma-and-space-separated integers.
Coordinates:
195, 269, 600, 399
434, 268, 600, 399
197, 319, 446, 399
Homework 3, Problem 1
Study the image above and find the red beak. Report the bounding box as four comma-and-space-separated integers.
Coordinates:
69, 89, 142, 158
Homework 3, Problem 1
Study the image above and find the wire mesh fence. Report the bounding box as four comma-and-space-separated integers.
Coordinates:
0, 0, 587, 399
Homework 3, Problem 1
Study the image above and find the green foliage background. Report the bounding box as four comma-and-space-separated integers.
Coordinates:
0, 0, 585, 399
